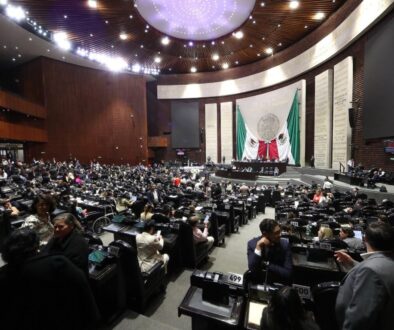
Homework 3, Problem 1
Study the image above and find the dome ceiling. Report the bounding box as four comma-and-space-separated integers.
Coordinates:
0, 0, 347, 75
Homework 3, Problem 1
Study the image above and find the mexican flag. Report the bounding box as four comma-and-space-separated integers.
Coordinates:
236, 91, 300, 165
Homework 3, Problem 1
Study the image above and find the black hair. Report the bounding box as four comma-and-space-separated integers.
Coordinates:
261, 286, 307, 330
2, 228, 39, 265
30, 194, 56, 214
259, 218, 279, 235
143, 220, 156, 232
365, 222, 394, 251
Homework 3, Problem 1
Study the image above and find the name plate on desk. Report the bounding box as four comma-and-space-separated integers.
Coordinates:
290, 221, 299, 227
225, 272, 243, 286
292, 284, 311, 300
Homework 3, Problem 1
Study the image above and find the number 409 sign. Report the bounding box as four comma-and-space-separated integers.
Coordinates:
292, 284, 311, 300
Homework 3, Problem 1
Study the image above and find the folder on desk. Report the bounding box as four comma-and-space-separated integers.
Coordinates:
247, 301, 267, 327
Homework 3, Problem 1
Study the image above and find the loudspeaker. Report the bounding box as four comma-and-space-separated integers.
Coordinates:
348, 108, 355, 128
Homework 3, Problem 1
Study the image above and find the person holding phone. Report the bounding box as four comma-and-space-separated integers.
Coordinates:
247, 218, 293, 284
136, 220, 169, 273
189, 215, 214, 251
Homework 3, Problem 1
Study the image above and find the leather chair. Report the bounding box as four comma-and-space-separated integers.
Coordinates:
257, 194, 266, 214
312, 282, 340, 330
210, 212, 226, 246
178, 221, 210, 268
108, 240, 166, 313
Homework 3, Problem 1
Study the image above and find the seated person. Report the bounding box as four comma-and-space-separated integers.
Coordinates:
151, 204, 172, 223
339, 226, 365, 250
0, 228, 100, 330
3, 200, 19, 217
140, 203, 154, 221
136, 220, 169, 273
20, 194, 56, 245
189, 215, 214, 251
41, 213, 89, 275
261, 286, 319, 330
247, 219, 292, 284
316, 226, 333, 241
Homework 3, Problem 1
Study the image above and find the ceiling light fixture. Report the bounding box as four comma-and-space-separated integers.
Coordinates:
289, 1, 299, 10
134, 0, 255, 41
265, 47, 273, 54
0, 0, 8, 6
87, 0, 97, 9
190, 67, 197, 73
233, 31, 244, 39
212, 54, 219, 61
154, 56, 162, 63
119, 33, 128, 40
5, 4, 26, 21
314, 12, 325, 20
222, 63, 229, 69
161, 36, 170, 45
53, 31, 72, 51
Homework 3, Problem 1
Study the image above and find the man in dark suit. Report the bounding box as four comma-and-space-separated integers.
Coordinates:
147, 184, 162, 205
247, 218, 292, 284
335, 222, 394, 330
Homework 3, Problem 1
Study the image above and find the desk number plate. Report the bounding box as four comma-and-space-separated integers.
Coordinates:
227, 272, 243, 286
290, 221, 299, 227
292, 284, 311, 300
320, 242, 332, 250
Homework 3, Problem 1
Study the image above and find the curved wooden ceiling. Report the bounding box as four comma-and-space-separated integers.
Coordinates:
8, 0, 347, 74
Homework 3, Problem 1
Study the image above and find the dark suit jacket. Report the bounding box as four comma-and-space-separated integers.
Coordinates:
42, 229, 89, 275
0, 254, 99, 330
147, 190, 163, 205
247, 236, 293, 284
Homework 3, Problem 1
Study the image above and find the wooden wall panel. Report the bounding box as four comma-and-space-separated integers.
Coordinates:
0, 120, 47, 142
0, 90, 46, 118
24, 58, 148, 164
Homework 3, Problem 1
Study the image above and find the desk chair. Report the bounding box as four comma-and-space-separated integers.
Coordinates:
109, 240, 166, 313
312, 282, 340, 330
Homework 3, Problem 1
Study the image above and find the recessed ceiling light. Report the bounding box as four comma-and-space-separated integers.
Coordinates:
119, 33, 128, 40
235, 61, 239, 64
161, 36, 170, 45
260, 2, 265, 7
222, 63, 229, 69
87, 0, 97, 9
0, 0, 8, 6
188, 41, 194, 47
64, 15, 68, 19
211, 41, 215, 45
233, 31, 244, 39
289, 1, 299, 10
314, 12, 325, 20
304, 25, 308, 29
212, 54, 219, 61
190, 67, 197, 73
129, 15, 133, 19
265, 47, 273, 54
154, 56, 162, 63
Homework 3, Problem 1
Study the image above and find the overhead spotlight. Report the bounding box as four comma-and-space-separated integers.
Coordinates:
106, 57, 127, 72
314, 12, 325, 20
190, 67, 197, 73
132, 63, 141, 73
5, 4, 26, 21
260, 2, 265, 7
265, 47, 273, 54
53, 31, 71, 51
212, 54, 219, 61
233, 31, 244, 39
119, 33, 128, 40
188, 41, 194, 47
0, 0, 8, 6
154, 56, 162, 63
161, 36, 170, 45
289, 1, 299, 10
87, 0, 97, 9
222, 63, 229, 69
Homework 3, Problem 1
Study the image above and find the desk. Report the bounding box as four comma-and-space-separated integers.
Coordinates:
292, 252, 344, 286
215, 170, 257, 181
178, 286, 244, 330
89, 263, 126, 323
334, 173, 363, 186
233, 161, 287, 174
